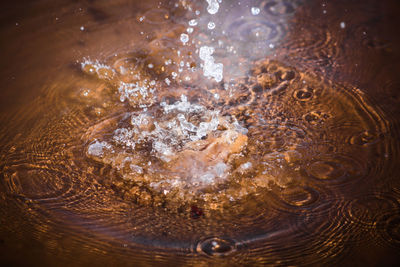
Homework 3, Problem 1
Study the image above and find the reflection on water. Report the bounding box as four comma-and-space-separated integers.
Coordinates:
1, 0, 400, 265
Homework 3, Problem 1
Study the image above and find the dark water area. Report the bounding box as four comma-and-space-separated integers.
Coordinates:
0, 0, 400, 266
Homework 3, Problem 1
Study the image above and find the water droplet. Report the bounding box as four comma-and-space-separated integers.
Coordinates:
251, 7, 260, 15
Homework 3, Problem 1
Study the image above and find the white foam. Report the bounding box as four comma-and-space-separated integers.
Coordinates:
118, 81, 153, 106
81, 59, 115, 79
113, 128, 135, 149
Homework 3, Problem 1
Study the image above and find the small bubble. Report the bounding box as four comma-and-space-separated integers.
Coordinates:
251, 7, 260, 15
180, 33, 189, 44
80, 26, 84, 31
148, 63, 154, 69
187, 27, 194, 34
189, 19, 198, 26
340, 22, 346, 29
197, 237, 236, 256
208, 21, 216, 30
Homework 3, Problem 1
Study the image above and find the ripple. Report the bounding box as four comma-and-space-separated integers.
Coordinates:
238, 188, 349, 265
349, 130, 383, 146
1, 3, 398, 263
228, 18, 283, 43
304, 155, 366, 184
342, 194, 400, 229
225, 18, 286, 59
141, 8, 170, 25
376, 213, 400, 249
281, 18, 340, 71
293, 86, 314, 101
5, 167, 73, 202
303, 111, 330, 125
278, 185, 320, 208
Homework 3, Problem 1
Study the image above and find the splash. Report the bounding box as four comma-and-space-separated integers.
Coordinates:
199, 46, 223, 82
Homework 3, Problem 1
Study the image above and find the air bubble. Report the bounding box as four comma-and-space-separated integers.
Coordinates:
180, 33, 189, 44
206, 0, 220, 15
208, 21, 216, 30
188, 19, 198, 26
251, 7, 260, 15
197, 237, 236, 256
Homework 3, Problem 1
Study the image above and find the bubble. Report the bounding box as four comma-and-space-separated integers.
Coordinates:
188, 19, 198, 26
208, 21, 216, 30
279, 186, 320, 207
293, 87, 314, 101
180, 33, 189, 44
206, 0, 220, 15
251, 7, 260, 15
196, 237, 236, 256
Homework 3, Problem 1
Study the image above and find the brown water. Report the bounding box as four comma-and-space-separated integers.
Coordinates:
1, 0, 400, 266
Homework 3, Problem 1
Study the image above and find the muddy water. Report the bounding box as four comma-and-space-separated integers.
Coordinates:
1, 0, 400, 265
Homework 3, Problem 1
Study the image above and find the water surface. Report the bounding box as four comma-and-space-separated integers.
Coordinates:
1, 0, 400, 265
